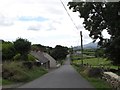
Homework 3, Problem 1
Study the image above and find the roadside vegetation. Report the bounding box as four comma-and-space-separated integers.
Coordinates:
71, 58, 113, 89
70, 48, 119, 89
68, 2, 120, 89
2, 38, 68, 86
2, 38, 47, 85
2, 61, 47, 85
72, 64, 112, 90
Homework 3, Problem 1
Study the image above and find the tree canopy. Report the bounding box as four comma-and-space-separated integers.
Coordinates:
50, 45, 68, 60
2, 41, 15, 60
31, 44, 53, 54
14, 38, 31, 60
68, 1, 120, 65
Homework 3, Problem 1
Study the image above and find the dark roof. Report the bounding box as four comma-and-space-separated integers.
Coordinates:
30, 51, 49, 63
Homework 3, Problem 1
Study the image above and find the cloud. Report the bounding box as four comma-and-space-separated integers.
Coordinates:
27, 25, 41, 31
27, 20, 59, 31
19, 16, 48, 22
0, 14, 14, 26
47, 24, 56, 31
0, 0, 95, 47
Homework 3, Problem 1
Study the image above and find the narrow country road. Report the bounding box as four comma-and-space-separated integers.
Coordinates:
19, 55, 94, 88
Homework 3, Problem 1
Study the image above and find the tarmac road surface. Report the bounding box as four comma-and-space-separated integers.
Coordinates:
19, 55, 94, 88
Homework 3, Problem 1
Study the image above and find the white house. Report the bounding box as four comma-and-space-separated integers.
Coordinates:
31, 51, 57, 68
43, 53, 57, 68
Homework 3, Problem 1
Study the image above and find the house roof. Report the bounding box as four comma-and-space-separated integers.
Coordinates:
43, 52, 56, 62
30, 51, 49, 63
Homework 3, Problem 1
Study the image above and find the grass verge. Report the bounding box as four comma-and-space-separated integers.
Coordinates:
72, 64, 112, 90
24, 66, 47, 81
2, 79, 15, 85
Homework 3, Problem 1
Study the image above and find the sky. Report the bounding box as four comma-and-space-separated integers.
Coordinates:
0, 0, 110, 48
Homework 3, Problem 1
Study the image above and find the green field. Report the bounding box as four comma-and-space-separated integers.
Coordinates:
73, 58, 110, 65
72, 58, 118, 69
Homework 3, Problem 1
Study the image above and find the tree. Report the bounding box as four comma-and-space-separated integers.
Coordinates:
31, 44, 53, 54
2, 41, 15, 60
31, 44, 47, 52
68, 1, 120, 65
31, 45, 39, 51
69, 46, 74, 55
14, 38, 31, 60
46, 46, 53, 54
50, 45, 68, 60
95, 48, 105, 58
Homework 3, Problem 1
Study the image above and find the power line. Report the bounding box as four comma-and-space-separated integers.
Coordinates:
60, 0, 79, 30
60, 0, 84, 50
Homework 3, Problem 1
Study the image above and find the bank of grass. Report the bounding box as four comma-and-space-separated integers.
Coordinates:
72, 64, 112, 90
2, 61, 48, 85
24, 66, 47, 81
2, 79, 15, 85
82, 75, 112, 90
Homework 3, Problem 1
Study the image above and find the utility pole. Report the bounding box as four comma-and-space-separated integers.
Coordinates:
80, 31, 83, 65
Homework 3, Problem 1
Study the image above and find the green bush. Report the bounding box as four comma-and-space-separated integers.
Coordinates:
13, 53, 36, 61
13, 38, 31, 61
13, 53, 21, 61
2, 42, 15, 60
28, 54, 36, 61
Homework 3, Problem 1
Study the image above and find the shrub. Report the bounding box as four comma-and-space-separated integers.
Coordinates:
13, 53, 21, 61
22, 61, 34, 69
83, 67, 103, 77
28, 54, 36, 61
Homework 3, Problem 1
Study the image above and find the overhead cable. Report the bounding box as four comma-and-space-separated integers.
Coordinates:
60, 0, 79, 30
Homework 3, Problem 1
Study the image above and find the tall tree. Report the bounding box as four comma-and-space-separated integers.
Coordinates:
51, 45, 68, 60
14, 38, 31, 60
68, 1, 120, 65
2, 41, 15, 60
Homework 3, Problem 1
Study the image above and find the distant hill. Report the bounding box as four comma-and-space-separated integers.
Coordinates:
73, 42, 98, 50
83, 42, 98, 49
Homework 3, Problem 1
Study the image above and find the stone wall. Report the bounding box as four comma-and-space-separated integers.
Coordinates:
102, 72, 120, 90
